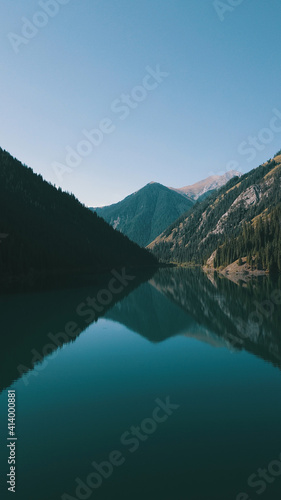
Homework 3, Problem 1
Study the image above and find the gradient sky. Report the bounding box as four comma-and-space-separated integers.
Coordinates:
1, 0, 281, 206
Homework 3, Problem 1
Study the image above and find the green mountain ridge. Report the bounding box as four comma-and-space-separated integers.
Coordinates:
149, 152, 281, 272
91, 182, 194, 247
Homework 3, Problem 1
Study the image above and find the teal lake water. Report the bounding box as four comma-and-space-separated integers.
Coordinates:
1, 268, 281, 499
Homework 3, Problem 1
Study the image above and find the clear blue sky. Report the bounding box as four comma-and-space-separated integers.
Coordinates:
1, 0, 281, 206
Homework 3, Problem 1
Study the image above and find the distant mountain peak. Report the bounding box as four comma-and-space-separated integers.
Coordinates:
170, 170, 241, 201
91, 181, 194, 247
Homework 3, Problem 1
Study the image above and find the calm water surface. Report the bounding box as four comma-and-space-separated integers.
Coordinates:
1, 268, 281, 500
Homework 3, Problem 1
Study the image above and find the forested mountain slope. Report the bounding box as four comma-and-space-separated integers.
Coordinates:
149, 152, 281, 272
91, 182, 194, 247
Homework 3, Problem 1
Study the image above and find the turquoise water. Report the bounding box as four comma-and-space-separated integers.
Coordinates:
1, 268, 281, 499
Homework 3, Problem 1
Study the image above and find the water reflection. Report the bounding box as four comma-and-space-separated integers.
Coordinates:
106, 267, 281, 368
1, 268, 281, 500
1, 267, 281, 393
0, 269, 154, 392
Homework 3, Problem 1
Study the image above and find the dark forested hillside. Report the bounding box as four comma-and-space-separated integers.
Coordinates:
0, 148, 157, 289
149, 152, 281, 272
91, 182, 194, 247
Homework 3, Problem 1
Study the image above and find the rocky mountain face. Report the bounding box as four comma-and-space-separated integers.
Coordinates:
149, 153, 281, 270
91, 182, 194, 247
